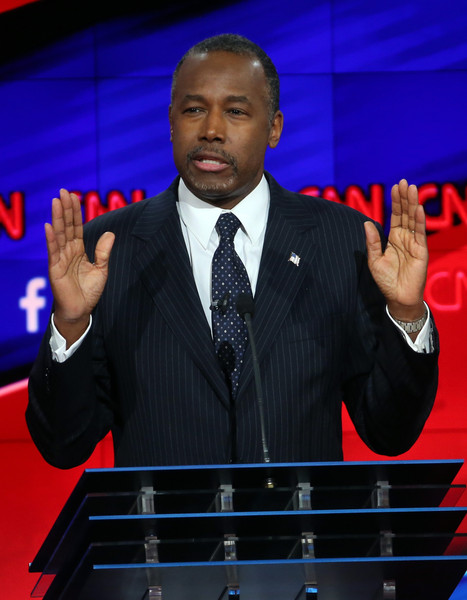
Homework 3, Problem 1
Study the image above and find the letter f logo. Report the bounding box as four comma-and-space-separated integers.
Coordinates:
19, 277, 47, 333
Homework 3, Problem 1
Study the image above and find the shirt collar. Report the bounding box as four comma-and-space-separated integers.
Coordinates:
177, 175, 270, 250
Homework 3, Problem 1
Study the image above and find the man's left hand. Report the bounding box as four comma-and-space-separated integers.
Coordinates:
364, 179, 428, 325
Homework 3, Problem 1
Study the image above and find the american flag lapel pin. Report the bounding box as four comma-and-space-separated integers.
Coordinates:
288, 251, 301, 266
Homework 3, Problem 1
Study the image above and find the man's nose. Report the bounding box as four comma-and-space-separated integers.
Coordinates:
199, 109, 225, 142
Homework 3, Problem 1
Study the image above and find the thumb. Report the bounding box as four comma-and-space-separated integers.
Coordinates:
364, 221, 383, 266
94, 231, 115, 270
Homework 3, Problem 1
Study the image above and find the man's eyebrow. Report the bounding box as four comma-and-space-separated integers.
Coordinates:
226, 95, 251, 104
183, 94, 205, 102
182, 94, 252, 104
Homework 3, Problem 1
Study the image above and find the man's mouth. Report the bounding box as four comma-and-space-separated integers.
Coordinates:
188, 148, 235, 173
193, 158, 229, 172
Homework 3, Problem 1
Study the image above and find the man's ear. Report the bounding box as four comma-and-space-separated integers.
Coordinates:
168, 105, 173, 141
268, 110, 284, 149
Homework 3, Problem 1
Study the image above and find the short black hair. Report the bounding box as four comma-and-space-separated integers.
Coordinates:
171, 33, 280, 123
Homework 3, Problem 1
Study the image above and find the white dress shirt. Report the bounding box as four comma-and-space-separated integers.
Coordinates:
176, 175, 269, 329
50, 176, 432, 360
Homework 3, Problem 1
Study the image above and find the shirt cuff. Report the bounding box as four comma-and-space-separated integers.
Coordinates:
49, 313, 92, 363
386, 302, 433, 353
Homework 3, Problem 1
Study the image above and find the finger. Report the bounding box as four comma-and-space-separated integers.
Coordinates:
70, 192, 84, 242
413, 203, 427, 248
364, 221, 382, 266
397, 179, 410, 230
407, 183, 419, 233
390, 183, 402, 230
60, 188, 76, 242
45, 222, 60, 267
94, 232, 115, 270
51, 195, 67, 250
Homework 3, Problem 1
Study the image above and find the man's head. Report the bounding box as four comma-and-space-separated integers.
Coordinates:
169, 34, 283, 208
172, 34, 280, 125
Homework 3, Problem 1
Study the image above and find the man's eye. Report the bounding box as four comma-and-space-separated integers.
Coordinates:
229, 109, 244, 115
184, 107, 202, 113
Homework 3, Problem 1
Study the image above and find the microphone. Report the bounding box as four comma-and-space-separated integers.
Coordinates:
236, 293, 270, 464
210, 292, 230, 314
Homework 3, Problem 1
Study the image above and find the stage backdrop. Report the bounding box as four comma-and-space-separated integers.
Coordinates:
0, 1, 466, 598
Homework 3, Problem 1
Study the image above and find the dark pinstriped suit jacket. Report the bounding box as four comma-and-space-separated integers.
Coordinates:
27, 174, 439, 468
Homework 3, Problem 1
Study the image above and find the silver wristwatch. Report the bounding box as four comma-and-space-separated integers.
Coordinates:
394, 311, 428, 333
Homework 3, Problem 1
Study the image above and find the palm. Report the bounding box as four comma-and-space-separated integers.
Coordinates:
46, 190, 114, 322
365, 180, 428, 313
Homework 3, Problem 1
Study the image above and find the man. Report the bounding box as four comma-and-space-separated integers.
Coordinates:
26, 34, 438, 469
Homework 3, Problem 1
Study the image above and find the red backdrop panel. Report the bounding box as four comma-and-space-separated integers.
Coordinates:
1, 227, 466, 598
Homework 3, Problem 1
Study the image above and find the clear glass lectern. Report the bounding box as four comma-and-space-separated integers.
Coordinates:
29, 460, 467, 599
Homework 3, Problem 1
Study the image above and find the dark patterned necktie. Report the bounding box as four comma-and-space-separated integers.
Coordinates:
211, 213, 252, 397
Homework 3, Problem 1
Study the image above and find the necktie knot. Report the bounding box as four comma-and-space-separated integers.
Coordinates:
216, 212, 241, 243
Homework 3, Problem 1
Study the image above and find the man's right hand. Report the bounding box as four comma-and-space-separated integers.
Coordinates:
45, 189, 115, 348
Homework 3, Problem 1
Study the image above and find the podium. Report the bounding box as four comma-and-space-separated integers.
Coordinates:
29, 460, 467, 599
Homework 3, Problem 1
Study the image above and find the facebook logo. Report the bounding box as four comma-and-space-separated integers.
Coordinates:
19, 277, 47, 333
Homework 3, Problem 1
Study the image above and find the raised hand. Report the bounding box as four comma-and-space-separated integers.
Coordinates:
45, 189, 115, 345
364, 179, 428, 327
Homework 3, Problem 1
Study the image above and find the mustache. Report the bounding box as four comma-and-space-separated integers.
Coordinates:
187, 146, 238, 170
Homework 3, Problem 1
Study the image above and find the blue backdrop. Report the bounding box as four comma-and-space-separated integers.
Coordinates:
1, 0, 466, 381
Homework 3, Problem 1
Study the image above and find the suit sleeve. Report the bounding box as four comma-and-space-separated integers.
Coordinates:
26, 312, 114, 469
342, 246, 439, 456
26, 207, 118, 472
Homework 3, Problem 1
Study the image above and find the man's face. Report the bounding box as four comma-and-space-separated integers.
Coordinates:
169, 51, 283, 208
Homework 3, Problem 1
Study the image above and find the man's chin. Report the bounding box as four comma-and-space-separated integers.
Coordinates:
184, 174, 238, 204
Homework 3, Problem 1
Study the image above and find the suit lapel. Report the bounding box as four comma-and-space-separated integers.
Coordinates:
130, 183, 230, 408
127, 175, 318, 407
236, 176, 318, 398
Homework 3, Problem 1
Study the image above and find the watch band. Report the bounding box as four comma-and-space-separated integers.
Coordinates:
394, 310, 428, 333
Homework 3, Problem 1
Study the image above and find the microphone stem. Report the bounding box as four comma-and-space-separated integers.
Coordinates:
244, 312, 270, 463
